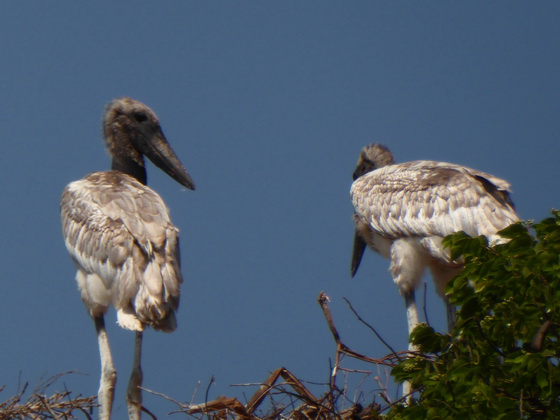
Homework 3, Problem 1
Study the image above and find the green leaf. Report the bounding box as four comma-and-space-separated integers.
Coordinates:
459, 297, 480, 319
387, 212, 560, 418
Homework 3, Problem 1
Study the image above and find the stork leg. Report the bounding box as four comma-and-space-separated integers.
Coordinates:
402, 290, 419, 402
127, 331, 144, 420
430, 264, 461, 333
389, 239, 423, 348
403, 290, 420, 351
94, 316, 117, 420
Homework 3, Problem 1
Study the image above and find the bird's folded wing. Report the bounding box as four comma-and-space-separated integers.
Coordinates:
351, 164, 518, 241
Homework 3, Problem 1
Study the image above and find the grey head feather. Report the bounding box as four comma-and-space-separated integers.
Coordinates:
352, 143, 395, 180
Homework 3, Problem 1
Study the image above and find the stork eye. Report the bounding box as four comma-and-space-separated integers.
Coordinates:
133, 112, 147, 123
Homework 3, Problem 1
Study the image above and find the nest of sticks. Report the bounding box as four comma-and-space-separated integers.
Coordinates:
1, 292, 409, 419
0, 373, 96, 419
141, 292, 412, 419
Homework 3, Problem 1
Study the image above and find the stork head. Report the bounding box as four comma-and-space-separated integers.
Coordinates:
352, 143, 394, 180
103, 97, 196, 190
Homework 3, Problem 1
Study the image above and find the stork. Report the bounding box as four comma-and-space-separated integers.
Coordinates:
61, 98, 195, 419
350, 144, 518, 344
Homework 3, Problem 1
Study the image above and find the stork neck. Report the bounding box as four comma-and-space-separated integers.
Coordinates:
111, 156, 147, 185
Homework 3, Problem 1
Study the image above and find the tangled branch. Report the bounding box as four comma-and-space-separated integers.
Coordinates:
0, 373, 96, 420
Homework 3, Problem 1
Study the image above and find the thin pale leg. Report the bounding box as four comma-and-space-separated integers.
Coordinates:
127, 331, 144, 420
402, 290, 418, 401
389, 239, 423, 347
94, 316, 117, 420
403, 290, 419, 351
389, 239, 425, 401
430, 264, 461, 334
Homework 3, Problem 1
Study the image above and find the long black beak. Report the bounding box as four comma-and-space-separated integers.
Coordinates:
134, 124, 196, 190
351, 228, 367, 277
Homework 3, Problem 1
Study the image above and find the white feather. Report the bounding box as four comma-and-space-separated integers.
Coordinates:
351, 143, 519, 342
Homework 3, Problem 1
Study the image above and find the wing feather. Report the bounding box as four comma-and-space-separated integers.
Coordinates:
351, 161, 519, 244
61, 171, 183, 331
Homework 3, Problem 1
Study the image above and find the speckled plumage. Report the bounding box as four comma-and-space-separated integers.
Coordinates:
60, 97, 195, 419
61, 171, 181, 331
350, 144, 519, 343
352, 158, 517, 245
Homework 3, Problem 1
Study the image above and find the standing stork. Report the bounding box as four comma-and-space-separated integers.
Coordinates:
61, 98, 195, 419
350, 144, 518, 344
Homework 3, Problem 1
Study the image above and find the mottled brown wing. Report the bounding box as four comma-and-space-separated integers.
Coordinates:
351, 162, 518, 242
61, 171, 182, 330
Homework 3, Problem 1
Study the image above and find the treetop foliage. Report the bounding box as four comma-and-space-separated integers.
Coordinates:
389, 211, 560, 419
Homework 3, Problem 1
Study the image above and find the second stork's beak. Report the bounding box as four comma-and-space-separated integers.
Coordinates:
351, 228, 367, 277
133, 122, 196, 191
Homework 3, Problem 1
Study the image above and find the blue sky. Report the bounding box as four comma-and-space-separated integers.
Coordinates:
0, 2, 558, 417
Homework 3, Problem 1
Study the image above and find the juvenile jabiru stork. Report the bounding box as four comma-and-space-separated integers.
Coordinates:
61, 97, 195, 419
350, 144, 518, 343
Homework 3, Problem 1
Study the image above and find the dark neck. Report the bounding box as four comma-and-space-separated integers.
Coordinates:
111, 156, 147, 185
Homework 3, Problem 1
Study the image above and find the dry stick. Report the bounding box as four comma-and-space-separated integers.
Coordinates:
318, 292, 343, 395
319, 291, 405, 414
245, 368, 284, 413
139, 387, 186, 410
279, 368, 318, 406
77, 406, 94, 420
203, 375, 216, 416
374, 363, 393, 406
36, 394, 58, 419
318, 292, 402, 367
141, 370, 297, 418
0, 375, 96, 420
190, 381, 202, 406
188, 367, 329, 419
342, 297, 401, 361
246, 368, 320, 415
188, 395, 248, 416
0, 392, 96, 419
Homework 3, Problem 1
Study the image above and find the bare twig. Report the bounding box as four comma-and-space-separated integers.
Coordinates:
318, 292, 405, 367
140, 387, 187, 409
138, 292, 412, 419
342, 297, 401, 361
0, 373, 96, 419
